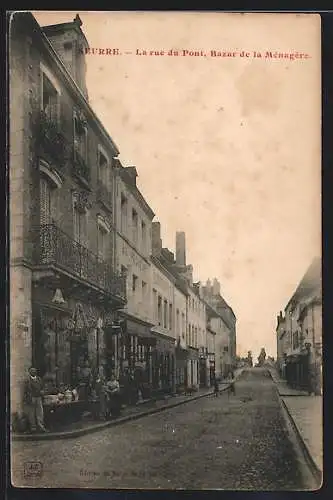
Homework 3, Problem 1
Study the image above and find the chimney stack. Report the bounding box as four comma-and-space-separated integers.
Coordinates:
152, 221, 162, 257
176, 231, 186, 267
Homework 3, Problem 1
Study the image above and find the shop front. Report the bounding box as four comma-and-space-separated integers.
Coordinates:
175, 337, 188, 389
32, 299, 116, 391
150, 328, 176, 394
118, 316, 156, 394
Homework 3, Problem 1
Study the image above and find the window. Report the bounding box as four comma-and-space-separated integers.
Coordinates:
158, 295, 162, 326
153, 289, 157, 321
132, 209, 138, 244
141, 220, 147, 253
98, 149, 109, 186
72, 193, 88, 246
169, 303, 173, 330
224, 346, 229, 352
73, 112, 88, 163
182, 313, 185, 339
120, 193, 128, 233
176, 309, 180, 336
132, 274, 138, 293
163, 299, 168, 329
121, 265, 127, 277
40, 177, 53, 226
142, 281, 147, 301
97, 224, 108, 261
42, 72, 59, 123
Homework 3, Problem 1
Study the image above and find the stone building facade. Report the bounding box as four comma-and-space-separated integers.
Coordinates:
10, 13, 238, 417
10, 13, 126, 416
276, 257, 322, 394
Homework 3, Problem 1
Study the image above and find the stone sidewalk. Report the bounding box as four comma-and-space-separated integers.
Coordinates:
269, 368, 323, 475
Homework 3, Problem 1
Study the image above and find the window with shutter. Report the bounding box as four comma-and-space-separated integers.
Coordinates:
40, 177, 51, 226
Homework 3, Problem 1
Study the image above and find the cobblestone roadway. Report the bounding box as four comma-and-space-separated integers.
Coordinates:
11, 369, 314, 490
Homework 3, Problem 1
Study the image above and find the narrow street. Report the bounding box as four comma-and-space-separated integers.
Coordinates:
11, 369, 314, 490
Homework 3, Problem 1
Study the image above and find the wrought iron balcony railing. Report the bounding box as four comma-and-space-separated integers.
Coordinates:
72, 147, 91, 183
35, 224, 126, 300
35, 110, 69, 167
97, 180, 113, 212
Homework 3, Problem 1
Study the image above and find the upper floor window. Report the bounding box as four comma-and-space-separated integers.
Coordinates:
176, 309, 180, 336
98, 148, 109, 187
158, 295, 162, 326
72, 192, 88, 247
40, 177, 53, 226
120, 193, 128, 233
97, 215, 110, 262
132, 274, 138, 293
132, 209, 138, 244
41, 71, 60, 124
73, 111, 88, 163
169, 303, 173, 330
163, 299, 168, 329
141, 220, 147, 253
142, 281, 148, 302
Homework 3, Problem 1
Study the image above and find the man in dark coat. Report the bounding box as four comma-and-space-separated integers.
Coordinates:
23, 367, 47, 432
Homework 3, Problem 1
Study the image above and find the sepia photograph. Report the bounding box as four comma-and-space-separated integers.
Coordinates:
9, 10, 322, 490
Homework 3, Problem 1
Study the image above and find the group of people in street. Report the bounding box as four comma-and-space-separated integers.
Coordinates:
19, 363, 145, 433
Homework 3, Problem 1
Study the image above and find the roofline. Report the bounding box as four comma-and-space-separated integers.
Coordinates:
116, 167, 155, 219
21, 12, 120, 156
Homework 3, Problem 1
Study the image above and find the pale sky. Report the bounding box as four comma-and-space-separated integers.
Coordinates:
33, 11, 321, 359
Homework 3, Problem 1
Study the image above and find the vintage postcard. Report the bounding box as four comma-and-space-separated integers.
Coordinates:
9, 11, 322, 490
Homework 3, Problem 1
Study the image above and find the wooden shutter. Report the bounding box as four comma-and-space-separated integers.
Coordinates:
40, 177, 51, 226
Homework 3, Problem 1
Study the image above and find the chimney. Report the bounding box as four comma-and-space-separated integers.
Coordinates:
42, 14, 89, 99
152, 221, 162, 257
124, 166, 138, 187
176, 231, 186, 267
212, 278, 220, 296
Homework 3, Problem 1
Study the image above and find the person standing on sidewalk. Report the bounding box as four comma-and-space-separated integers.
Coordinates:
23, 367, 47, 433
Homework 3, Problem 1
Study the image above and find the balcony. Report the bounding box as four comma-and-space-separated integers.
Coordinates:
72, 147, 90, 185
97, 181, 113, 212
34, 224, 126, 301
35, 111, 69, 168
